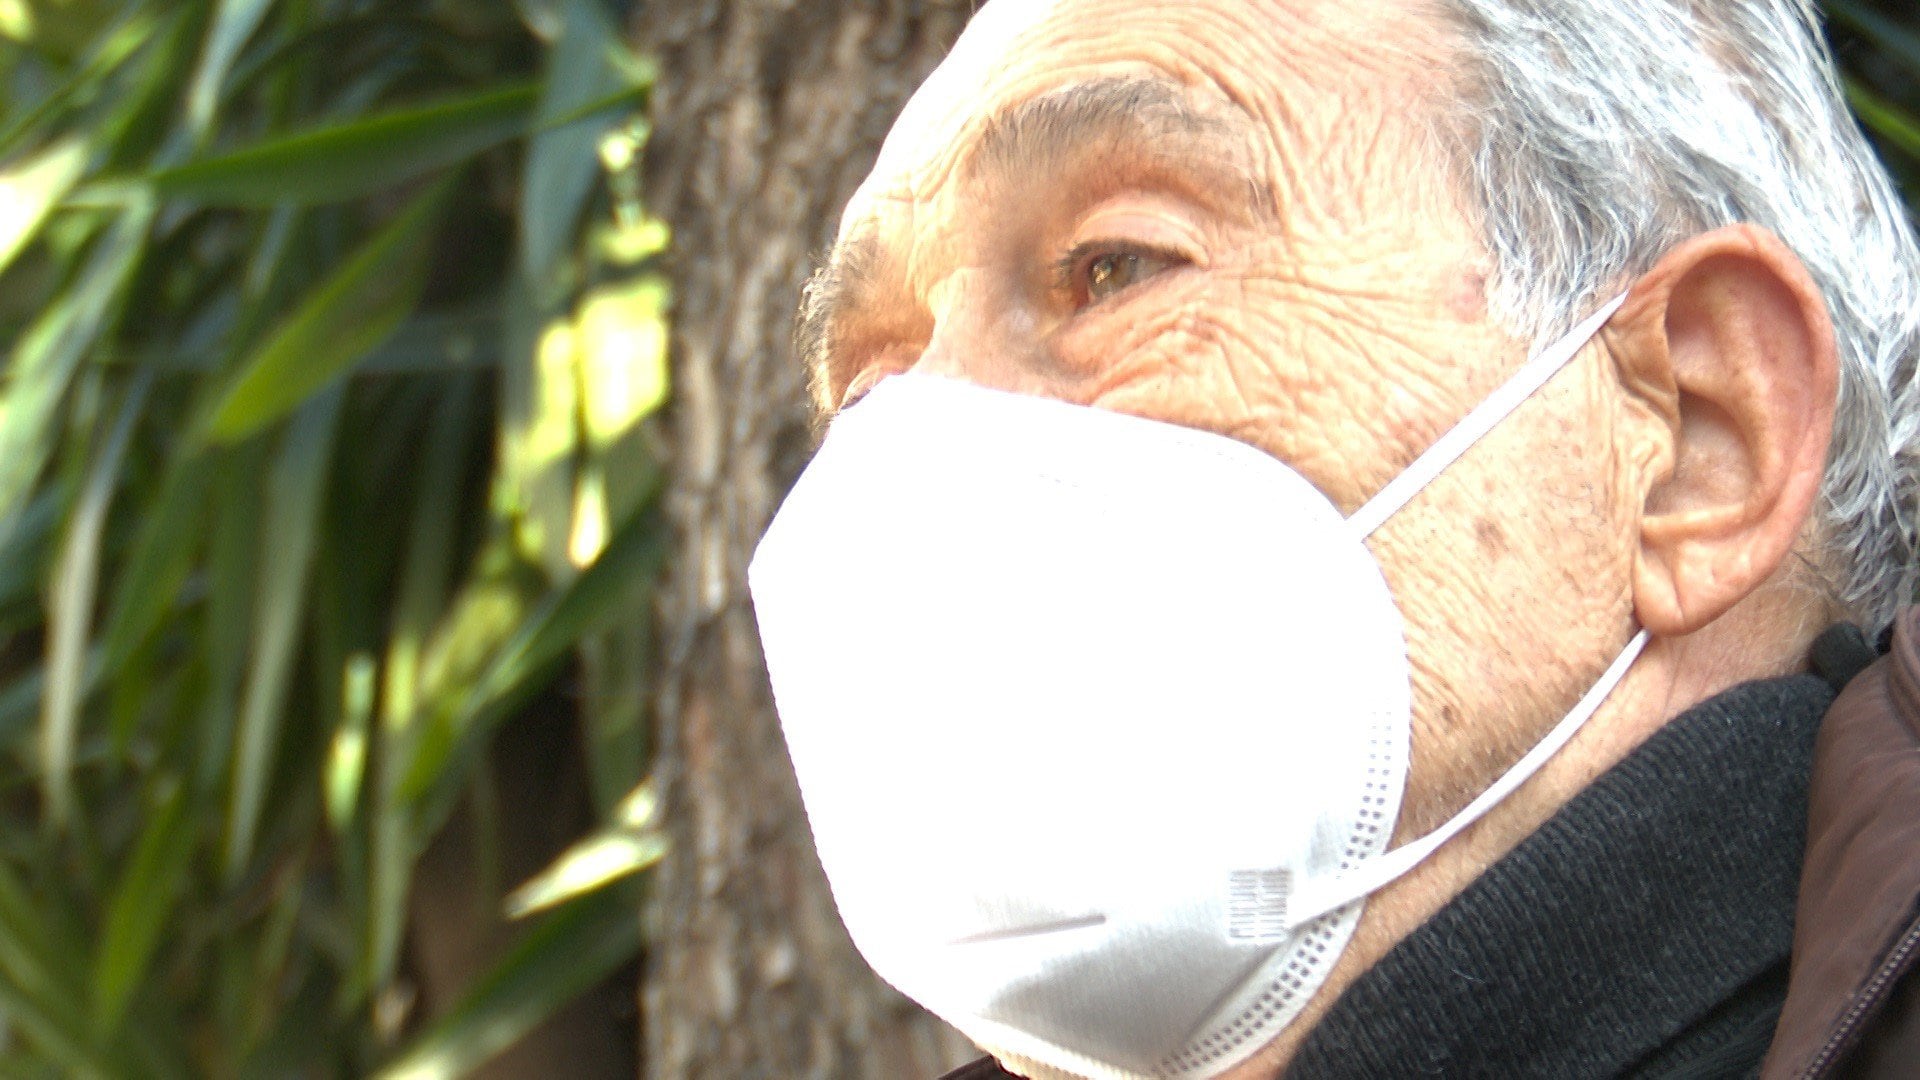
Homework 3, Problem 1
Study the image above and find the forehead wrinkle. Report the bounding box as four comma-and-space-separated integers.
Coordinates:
959, 75, 1275, 219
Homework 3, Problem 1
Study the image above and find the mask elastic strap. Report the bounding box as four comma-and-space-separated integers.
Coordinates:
1345, 292, 1630, 541
1286, 290, 1639, 931
1282, 626, 1648, 930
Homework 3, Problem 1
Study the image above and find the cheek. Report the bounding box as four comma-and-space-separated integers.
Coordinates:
1379, 359, 1647, 832
1057, 276, 1461, 513
1064, 295, 1303, 454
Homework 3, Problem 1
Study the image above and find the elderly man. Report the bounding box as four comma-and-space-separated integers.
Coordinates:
746, 0, 1920, 1077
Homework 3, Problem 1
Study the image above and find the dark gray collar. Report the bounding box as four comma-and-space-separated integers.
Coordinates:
1284, 674, 1833, 1079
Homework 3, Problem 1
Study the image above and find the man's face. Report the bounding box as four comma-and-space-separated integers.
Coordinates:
805, 0, 1653, 846
791, 9, 1729, 1067
782, 2, 1847, 1072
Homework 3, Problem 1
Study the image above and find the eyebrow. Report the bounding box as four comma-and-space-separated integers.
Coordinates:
795, 231, 883, 414
964, 75, 1262, 191
793, 76, 1271, 410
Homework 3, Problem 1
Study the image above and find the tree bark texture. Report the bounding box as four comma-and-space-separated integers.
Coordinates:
631, 3, 974, 1077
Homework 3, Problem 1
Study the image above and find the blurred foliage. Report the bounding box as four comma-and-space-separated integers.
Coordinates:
1829, 0, 1920, 198
0, 0, 669, 1074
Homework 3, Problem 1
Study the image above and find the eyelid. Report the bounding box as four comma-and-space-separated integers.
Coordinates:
1066, 199, 1208, 266
1051, 197, 1208, 307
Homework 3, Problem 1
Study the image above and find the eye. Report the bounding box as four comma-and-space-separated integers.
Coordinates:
1060, 243, 1185, 308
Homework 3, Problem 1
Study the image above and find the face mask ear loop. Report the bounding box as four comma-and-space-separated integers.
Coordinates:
1283, 626, 1649, 930
1344, 292, 1629, 542
1290, 290, 1638, 930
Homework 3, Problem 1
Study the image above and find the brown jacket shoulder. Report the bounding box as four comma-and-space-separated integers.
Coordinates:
1764, 607, 1920, 1078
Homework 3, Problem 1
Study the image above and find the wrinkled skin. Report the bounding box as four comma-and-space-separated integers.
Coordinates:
801, 0, 1840, 1075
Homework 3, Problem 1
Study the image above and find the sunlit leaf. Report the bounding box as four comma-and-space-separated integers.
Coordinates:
518, 0, 630, 298
383, 382, 482, 739
592, 211, 668, 267
576, 274, 671, 446
204, 177, 452, 443
92, 2, 200, 172
223, 386, 345, 882
40, 371, 149, 829
0, 8, 158, 160
325, 653, 376, 836
2, 0, 114, 60
373, 885, 641, 1080
153, 83, 539, 206
0, 134, 89, 276
503, 776, 660, 910
0, 199, 150, 542
570, 261, 667, 802
607, 777, 658, 831
184, 0, 276, 142
363, 379, 483, 994
404, 497, 667, 800
0, 0, 30, 41
503, 828, 663, 919
501, 301, 582, 577
567, 463, 609, 568
473, 499, 666, 710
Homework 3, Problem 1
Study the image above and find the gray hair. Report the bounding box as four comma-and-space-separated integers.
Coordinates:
1433, 0, 1920, 633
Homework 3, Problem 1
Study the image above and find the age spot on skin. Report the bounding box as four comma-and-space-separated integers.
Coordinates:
1475, 517, 1507, 557
1448, 268, 1491, 322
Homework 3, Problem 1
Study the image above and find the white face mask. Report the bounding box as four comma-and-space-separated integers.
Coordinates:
748, 294, 1644, 1080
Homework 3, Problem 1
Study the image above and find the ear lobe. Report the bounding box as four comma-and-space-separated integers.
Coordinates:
1613, 224, 1837, 636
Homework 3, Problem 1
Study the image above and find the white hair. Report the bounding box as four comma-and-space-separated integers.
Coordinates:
1433, 0, 1920, 633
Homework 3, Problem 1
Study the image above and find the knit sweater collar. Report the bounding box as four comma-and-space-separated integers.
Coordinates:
1282, 673, 1834, 1079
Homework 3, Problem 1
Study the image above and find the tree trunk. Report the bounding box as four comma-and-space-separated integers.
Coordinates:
631, 3, 975, 1077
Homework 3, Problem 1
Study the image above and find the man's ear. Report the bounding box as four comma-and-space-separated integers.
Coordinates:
1604, 224, 1837, 636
